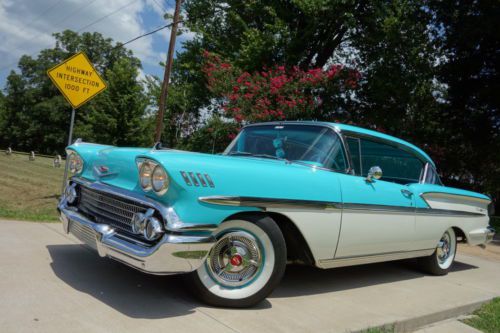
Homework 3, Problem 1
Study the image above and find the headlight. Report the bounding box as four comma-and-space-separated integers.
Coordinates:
152, 165, 169, 194
138, 159, 169, 195
67, 151, 84, 174
139, 162, 153, 190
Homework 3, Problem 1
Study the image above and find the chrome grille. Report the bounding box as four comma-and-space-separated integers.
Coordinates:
78, 186, 148, 234
69, 221, 97, 250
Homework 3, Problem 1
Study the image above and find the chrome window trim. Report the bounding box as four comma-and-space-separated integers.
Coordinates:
419, 163, 443, 185
338, 128, 431, 167
223, 122, 353, 175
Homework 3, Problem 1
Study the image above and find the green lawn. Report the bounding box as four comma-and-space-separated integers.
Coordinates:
0, 153, 64, 222
463, 298, 500, 333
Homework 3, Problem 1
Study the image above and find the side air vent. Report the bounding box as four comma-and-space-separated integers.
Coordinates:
180, 171, 215, 188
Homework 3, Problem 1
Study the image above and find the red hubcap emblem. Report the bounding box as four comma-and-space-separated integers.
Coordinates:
230, 254, 243, 266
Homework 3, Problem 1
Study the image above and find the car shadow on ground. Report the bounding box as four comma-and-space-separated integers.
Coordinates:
271, 259, 477, 298
47, 244, 478, 318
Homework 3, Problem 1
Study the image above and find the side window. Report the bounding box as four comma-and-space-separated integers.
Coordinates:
346, 137, 362, 176
360, 139, 423, 184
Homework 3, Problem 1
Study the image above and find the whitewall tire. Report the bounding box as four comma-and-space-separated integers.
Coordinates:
418, 227, 457, 275
187, 215, 286, 307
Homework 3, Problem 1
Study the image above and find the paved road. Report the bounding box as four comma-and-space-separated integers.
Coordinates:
0, 220, 499, 333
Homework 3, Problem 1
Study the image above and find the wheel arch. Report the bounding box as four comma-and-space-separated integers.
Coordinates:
222, 211, 315, 266
452, 226, 467, 243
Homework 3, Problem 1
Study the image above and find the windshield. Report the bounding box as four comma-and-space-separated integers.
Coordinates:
224, 124, 347, 171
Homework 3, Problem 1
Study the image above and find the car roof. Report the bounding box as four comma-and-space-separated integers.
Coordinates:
244, 121, 435, 167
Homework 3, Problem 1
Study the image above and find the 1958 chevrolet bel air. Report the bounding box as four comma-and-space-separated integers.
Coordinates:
58, 121, 495, 307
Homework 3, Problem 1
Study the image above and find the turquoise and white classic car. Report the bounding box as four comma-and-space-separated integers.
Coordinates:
58, 121, 495, 307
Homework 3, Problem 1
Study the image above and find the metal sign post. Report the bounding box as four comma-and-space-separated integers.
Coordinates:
61, 108, 76, 194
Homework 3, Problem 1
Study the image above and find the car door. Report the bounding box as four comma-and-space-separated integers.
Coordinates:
335, 137, 422, 258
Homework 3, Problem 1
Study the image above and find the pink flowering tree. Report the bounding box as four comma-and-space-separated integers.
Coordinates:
202, 50, 360, 124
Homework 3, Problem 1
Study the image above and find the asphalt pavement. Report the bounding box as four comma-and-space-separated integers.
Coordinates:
0, 219, 499, 333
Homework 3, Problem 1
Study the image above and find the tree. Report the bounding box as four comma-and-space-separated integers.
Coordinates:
428, 0, 500, 207
202, 50, 359, 123
0, 30, 148, 154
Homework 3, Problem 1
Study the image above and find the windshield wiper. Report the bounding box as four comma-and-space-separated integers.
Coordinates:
227, 151, 253, 156
227, 151, 287, 161
252, 154, 286, 161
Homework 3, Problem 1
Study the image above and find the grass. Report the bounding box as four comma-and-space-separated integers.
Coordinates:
0, 153, 64, 222
463, 298, 500, 333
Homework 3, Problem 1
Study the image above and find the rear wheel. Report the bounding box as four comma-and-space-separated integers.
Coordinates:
187, 215, 286, 307
418, 227, 457, 275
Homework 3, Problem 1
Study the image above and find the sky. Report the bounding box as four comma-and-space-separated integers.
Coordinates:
0, 0, 193, 89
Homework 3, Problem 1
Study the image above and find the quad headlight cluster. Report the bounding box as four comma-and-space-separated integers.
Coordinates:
138, 159, 170, 195
131, 209, 164, 241
67, 150, 84, 174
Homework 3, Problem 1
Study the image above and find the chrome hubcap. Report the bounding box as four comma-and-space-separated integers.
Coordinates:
437, 232, 451, 263
207, 231, 262, 287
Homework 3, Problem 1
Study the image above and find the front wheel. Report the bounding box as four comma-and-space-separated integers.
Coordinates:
418, 227, 457, 275
187, 215, 286, 308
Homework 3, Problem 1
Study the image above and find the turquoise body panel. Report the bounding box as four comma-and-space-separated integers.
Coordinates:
67, 122, 489, 226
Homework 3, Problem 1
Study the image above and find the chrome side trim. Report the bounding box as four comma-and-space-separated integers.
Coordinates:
204, 173, 215, 187
420, 192, 491, 205
180, 171, 192, 186
317, 249, 435, 269
199, 195, 486, 216
199, 196, 341, 211
188, 172, 200, 186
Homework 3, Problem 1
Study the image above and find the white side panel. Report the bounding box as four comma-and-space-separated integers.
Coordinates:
335, 211, 416, 258
415, 214, 489, 248
267, 208, 342, 261
416, 193, 490, 248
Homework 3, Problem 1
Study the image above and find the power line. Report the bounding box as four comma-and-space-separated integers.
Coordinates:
113, 22, 174, 50
1, 6, 223, 74
150, 0, 168, 13
15, 0, 67, 36
1, 0, 100, 64
0, 0, 139, 73
77, 0, 139, 33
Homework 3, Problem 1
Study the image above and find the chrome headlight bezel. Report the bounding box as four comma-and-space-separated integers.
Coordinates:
66, 150, 84, 174
151, 164, 169, 195
137, 158, 169, 196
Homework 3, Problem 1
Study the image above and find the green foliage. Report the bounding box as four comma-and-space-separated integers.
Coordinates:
178, 0, 499, 209
463, 298, 500, 333
177, 116, 239, 154
0, 30, 148, 154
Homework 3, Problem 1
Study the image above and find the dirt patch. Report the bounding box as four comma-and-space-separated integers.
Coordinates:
458, 241, 500, 262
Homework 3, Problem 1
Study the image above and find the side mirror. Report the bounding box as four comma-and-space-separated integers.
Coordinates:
366, 166, 382, 182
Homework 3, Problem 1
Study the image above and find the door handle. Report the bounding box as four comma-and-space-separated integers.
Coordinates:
401, 189, 413, 197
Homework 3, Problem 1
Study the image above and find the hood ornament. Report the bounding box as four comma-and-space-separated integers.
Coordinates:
93, 165, 117, 177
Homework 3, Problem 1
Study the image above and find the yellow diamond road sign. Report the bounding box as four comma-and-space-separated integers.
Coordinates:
47, 52, 107, 109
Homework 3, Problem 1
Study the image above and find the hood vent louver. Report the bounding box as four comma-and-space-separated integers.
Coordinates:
180, 171, 215, 188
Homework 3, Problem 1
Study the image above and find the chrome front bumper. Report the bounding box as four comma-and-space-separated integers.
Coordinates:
58, 200, 216, 275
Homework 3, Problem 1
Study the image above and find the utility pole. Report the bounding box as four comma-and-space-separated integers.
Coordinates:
154, 0, 182, 143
